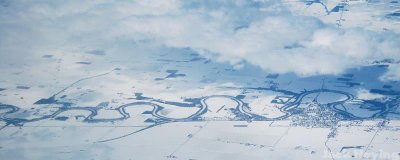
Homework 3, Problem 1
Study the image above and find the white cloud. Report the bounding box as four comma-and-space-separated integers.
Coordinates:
356, 89, 385, 100
380, 63, 400, 81
1, 0, 399, 78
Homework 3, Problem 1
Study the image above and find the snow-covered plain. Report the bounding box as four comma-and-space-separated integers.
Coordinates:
0, 0, 400, 160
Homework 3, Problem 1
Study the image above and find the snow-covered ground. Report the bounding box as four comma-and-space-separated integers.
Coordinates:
0, 0, 399, 159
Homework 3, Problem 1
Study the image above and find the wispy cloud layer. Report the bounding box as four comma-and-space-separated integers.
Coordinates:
1, 0, 399, 79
